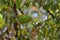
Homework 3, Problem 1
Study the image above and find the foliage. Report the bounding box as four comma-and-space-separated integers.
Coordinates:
0, 0, 60, 40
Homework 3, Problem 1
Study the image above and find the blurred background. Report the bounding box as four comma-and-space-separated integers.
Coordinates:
0, 0, 60, 40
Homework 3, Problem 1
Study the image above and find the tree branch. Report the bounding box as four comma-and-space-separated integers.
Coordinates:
18, 8, 24, 14
13, 0, 18, 37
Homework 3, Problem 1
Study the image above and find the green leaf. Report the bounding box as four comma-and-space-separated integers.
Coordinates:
0, 14, 3, 19
17, 30, 21, 37
16, 0, 22, 8
38, 31, 42, 40
0, 14, 5, 29
0, 18, 5, 29
10, 0, 14, 7
18, 15, 32, 24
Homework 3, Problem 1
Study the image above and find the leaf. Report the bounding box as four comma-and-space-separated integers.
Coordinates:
17, 15, 32, 24
0, 19, 5, 29
16, 0, 22, 8
26, 0, 30, 7
44, 28, 48, 37
38, 31, 42, 40
11, 36, 16, 40
0, 14, 5, 29
10, 0, 14, 7
17, 30, 21, 37
0, 14, 3, 19
21, 29, 27, 36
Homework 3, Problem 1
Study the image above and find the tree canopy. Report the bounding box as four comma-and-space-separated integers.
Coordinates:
0, 0, 60, 40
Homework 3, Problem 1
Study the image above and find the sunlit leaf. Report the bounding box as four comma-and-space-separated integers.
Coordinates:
0, 14, 5, 29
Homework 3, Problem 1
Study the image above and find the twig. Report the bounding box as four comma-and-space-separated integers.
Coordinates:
13, 0, 18, 37
18, 8, 24, 14
13, 2, 18, 16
